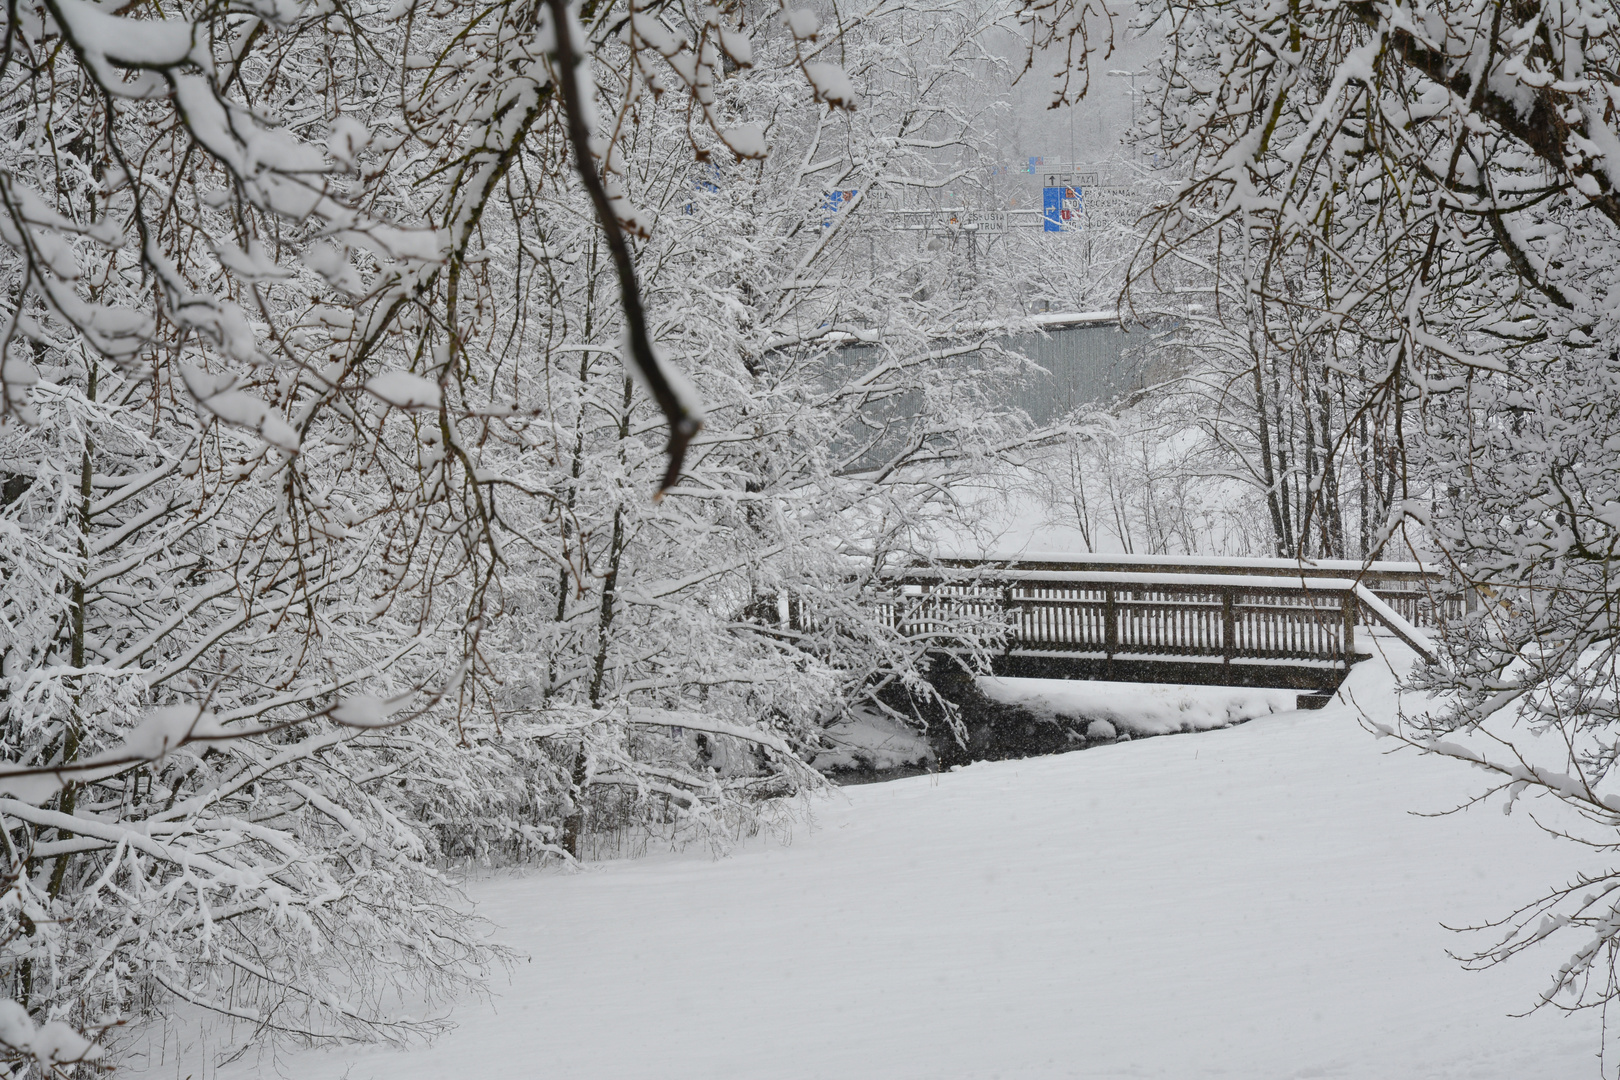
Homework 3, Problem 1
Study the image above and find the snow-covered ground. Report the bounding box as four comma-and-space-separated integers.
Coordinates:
980, 675, 1297, 736
129, 644, 1607, 1079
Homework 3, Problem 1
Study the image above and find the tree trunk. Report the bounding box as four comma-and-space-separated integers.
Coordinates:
1248, 329, 1289, 556
562, 376, 633, 860
47, 362, 95, 904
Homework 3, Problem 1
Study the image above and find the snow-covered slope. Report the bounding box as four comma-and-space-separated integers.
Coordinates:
130, 645, 1605, 1079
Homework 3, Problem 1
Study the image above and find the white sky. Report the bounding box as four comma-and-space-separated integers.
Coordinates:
990, 8, 1163, 171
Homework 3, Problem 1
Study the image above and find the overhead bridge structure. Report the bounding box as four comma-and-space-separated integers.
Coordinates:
885, 554, 1455, 708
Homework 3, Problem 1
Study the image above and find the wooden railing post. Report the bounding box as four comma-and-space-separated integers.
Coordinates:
1221, 587, 1235, 666
1342, 589, 1357, 667
1002, 584, 1016, 652
1104, 587, 1117, 676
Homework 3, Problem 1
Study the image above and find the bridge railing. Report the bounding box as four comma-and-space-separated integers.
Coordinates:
926, 554, 1464, 630
881, 559, 1445, 676
888, 573, 1361, 669
1369, 588, 1463, 631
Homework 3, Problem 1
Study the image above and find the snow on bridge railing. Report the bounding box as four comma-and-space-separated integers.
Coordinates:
1352, 585, 1439, 664
882, 559, 1445, 667
931, 550, 1439, 580
924, 552, 1463, 630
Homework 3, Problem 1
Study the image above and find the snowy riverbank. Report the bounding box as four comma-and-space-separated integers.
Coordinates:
127, 643, 1606, 1079
812, 678, 1298, 782
979, 675, 1297, 736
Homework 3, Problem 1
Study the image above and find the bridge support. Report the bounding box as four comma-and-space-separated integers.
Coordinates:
914, 656, 1100, 767
912, 651, 1355, 767
991, 654, 1355, 694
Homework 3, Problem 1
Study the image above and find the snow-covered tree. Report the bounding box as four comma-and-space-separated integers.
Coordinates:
461, 0, 1059, 860
0, 0, 1071, 1068
1121, 227, 1421, 561
1087, 0, 1620, 1022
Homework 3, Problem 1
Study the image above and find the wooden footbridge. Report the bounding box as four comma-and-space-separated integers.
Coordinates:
884, 554, 1455, 707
